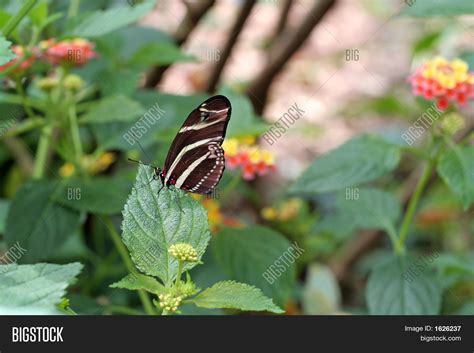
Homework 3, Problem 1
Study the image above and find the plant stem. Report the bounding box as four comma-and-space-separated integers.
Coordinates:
397, 158, 435, 253
1, 0, 38, 37
67, 96, 83, 167
67, 0, 81, 19
174, 261, 184, 290
102, 216, 156, 315
32, 124, 52, 179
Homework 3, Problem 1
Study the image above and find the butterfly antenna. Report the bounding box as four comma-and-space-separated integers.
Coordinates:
133, 137, 155, 165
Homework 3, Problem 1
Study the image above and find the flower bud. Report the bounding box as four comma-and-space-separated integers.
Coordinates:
158, 293, 183, 312
63, 74, 85, 91
440, 113, 465, 136
168, 243, 198, 262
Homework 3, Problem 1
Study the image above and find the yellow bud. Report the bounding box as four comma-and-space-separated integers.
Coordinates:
59, 163, 75, 177
63, 74, 85, 91
37, 77, 59, 91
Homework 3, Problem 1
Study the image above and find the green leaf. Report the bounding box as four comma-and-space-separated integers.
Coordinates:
122, 165, 210, 286
64, 1, 155, 38
0, 263, 82, 309
366, 256, 442, 314
291, 134, 401, 194
190, 281, 283, 313
437, 146, 474, 210
79, 95, 145, 124
213, 226, 297, 306
130, 43, 195, 66
302, 264, 341, 314
110, 273, 166, 295
4, 180, 81, 263
336, 188, 401, 234
400, 0, 474, 17
413, 31, 442, 55
0, 34, 15, 66
51, 174, 133, 215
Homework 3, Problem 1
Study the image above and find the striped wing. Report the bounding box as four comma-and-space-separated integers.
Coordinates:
163, 95, 231, 194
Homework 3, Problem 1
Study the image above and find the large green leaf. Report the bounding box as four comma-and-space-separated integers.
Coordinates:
130, 43, 195, 66
0, 34, 15, 66
400, 0, 474, 17
80, 95, 145, 124
190, 281, 283, 313
4, 181, 81, 263
51, 174, 133, 215
213, 226, 296, 306
122, 165, 210, 286
64, 1, 155, 38
291, 134, 401, 194
0, 263, 82, 309
437, 146, 474, 210
366, 256, 442, 314
336, 188, 401, 234
110, 273, 166, 295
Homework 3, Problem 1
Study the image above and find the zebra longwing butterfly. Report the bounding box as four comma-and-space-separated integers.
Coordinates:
152, 95, 231, 195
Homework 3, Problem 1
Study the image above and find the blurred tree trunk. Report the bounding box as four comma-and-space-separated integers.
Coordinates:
246, 0, 336, 114
144, 0, 216, 88
271, 0, 293, 43
205, 0, 257, 93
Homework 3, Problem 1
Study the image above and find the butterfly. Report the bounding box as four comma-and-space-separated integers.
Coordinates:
132, 95, 232, 197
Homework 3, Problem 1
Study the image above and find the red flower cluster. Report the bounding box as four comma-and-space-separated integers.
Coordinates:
408, 57, 474, 111
0, 45, 35, 73
40, 38, 96, 66
0, 38, 97, 75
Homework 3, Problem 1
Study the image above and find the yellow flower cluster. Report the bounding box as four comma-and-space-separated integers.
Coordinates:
158, 293, 183, 312
223, 138, 275, 165
59, 152, 116, 177
261, 198, 302, 222
422, 57, 474, 89
168, 243, 198, 262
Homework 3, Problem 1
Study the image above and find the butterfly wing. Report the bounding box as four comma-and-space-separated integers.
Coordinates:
163, 95, 231, 194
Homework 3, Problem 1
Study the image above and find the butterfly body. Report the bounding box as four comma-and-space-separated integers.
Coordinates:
153, 95, 232, 195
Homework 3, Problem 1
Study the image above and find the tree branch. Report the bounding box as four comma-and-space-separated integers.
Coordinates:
205, 0, 257, 93
143, 0, 216, 88
246, 0, 336, 114
271, 0, 293, 42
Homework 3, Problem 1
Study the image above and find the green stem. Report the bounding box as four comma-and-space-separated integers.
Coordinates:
1, 0, 38, 37
67, 95, 83, 167
102, 215, 156, 316
397, 158, 435, 253
15, 77, 35, 118
32, 124, 52, 179
67, 0, 81, 19
175, 261, 184, 290
1, 117, 44, 139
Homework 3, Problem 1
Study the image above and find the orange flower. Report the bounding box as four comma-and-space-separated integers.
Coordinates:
0, 45, 35, 73
408, 57, 474, 110
41, 38, 96, 66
